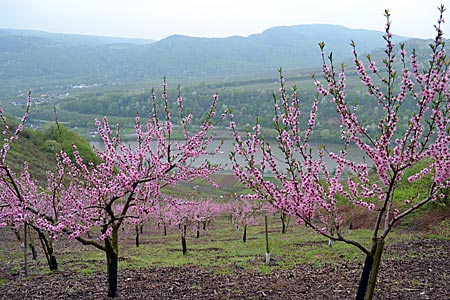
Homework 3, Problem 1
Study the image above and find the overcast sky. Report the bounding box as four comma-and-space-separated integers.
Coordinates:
0, 0, 447, 40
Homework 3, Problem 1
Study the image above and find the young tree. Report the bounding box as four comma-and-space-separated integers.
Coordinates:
0, 94, 59, 272
1, 83, 221, 298
0, 101, 108, 273
230, 6, 449, 300
227, 197, 262, 242
0, 162, 61, 271
153, 202, 171, 236
163, 198, 198, 255
193, 198, 223, 237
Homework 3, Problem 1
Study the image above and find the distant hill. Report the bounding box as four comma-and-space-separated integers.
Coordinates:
130, 24, 408, 78
0, 29, 155, 45
0, 25, 412, 94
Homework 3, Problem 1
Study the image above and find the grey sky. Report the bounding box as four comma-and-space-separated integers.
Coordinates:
0, 0, 447, 40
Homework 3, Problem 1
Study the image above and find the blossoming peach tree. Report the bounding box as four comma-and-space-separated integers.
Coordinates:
0, 82, 221, 298
227, 197, 263, 242
230, 6, 449, 300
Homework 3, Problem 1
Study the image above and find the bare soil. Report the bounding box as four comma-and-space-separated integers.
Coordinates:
0, 233, 448, 300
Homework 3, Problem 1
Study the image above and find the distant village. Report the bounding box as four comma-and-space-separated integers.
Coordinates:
11, 82, 108, 107
9, 83, 106, 132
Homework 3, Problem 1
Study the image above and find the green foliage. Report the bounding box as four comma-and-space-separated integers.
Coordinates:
42, 123, 100, 165
393, 159, 449, 215
2, 121, 99, 182
6, 128, 57, 181
437, 220, 450, 237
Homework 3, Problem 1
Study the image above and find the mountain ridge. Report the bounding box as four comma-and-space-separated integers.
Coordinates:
0, 25, 413, 95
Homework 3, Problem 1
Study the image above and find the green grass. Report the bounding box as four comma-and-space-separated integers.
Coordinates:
120, 216, 447, 277
0, 215, 447, 281
114, 217, 397, 275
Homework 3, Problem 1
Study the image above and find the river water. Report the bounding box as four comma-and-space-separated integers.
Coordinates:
90, 139, 373, 174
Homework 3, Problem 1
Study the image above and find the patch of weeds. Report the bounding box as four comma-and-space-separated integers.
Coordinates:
384, 279, 400, 291
77, 266, 98, 276
9, 265, 22, 275
257, 264, 272, 274
409, 278, 425, 287
189, 284, 202, 290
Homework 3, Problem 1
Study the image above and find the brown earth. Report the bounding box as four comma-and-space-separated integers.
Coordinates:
0, 235, 448, 300
1, 199, 448, 300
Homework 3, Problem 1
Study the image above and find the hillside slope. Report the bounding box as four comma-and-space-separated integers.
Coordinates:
0, 25, 411, 94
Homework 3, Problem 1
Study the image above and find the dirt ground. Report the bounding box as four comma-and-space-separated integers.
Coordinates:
0, 234, 449, 300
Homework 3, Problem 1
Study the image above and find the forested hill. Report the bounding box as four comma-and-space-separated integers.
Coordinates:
0, 25, 410, 94
126, 24, 409, 78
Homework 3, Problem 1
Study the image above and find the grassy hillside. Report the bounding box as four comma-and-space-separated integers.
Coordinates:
3, 122, 97, 183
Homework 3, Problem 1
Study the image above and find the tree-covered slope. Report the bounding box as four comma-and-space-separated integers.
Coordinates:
125, 24, 409, 78
0, 25, 411, 94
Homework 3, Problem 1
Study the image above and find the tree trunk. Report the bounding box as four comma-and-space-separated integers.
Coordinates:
163, 225, 167, 236
355, 238, 385, 300
280, 212, 290, 234
29, 232, 37, 260
356, 255, 373, 300
181, 225, 187, 255
196, 222, 200, 238
365, 239, 385, 300
106, 250, 118, 298
38, 231, 58, 271
265, 215, 270, 264
135, 225, 140, 247
23, 223, 28, 277
105, 227, 119, 298
12, 227, 22, 243
243, 225, 247, 243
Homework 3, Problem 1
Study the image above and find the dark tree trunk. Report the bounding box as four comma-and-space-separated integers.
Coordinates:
23, 224, 28, 277
181, 236, 187, 255
243, 225, 247, 243
49, 255, 58, 270
106, 250, 118, 298
30, 245, 37, 260
181, 225, 187, 255
356, 255, 373, 300
196, 222, 200, 239
355, 238, 385, 300
38, 231, 58, 271
29, 232, 37, 260
135, 225, 140, 247
105, 228, 120, 298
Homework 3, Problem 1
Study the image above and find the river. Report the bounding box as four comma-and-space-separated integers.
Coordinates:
90, 139, 373, 174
